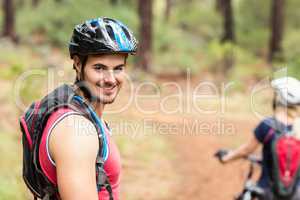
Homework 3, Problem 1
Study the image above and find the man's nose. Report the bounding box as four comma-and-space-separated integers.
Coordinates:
103, 70, 116, 83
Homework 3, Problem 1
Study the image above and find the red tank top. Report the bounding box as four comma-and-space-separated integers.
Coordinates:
39, 108, 121, 200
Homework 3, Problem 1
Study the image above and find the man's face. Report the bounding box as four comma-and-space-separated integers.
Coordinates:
79, 54, 127, 104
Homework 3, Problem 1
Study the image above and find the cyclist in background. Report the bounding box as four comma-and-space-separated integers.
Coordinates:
215, 77, 300, 200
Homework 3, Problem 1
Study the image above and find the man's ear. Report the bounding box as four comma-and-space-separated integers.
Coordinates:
73, 55, 81, 73
73, 55, 84, 81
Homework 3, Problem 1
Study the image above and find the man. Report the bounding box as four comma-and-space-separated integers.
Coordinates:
21, 17, 138, 200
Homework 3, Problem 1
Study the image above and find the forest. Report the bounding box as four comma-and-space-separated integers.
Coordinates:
0, 0, 299, 199
1, 0, 299, 81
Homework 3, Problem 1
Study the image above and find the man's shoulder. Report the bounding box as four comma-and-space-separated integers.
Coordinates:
53, 114, 96, 135
49, 114, 99, 164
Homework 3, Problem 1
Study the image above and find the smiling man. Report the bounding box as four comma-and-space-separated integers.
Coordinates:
20, 17, 138, 200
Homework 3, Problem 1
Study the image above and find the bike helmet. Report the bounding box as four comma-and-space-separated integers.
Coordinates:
69, 17, 138, 58
271, 76, 300, 106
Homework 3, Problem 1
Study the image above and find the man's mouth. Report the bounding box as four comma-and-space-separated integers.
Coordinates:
97, 84, 117, 93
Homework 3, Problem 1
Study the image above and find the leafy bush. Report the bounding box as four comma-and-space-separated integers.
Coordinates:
236, 0, 271, 55
17, 0, 138, 47
153, 22, 202, 74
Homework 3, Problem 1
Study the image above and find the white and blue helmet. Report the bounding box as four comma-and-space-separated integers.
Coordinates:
69, 17, 138, 58
271, 76, 300, 106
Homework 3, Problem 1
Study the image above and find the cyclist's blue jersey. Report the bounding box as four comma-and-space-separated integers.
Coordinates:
254, 117, 293, 188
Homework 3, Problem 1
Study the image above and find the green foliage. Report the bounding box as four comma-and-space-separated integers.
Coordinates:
0, 39, 47, 69
1, 1, 300, 199
233, 46, 270, 79
286, 0, 300, 29
203, 40, 270, 87
1, 0, 300, 84
17, 0, 138, 46
153, 22, 201, 74
279, 29, 300, 79
173, 1, 222, 40
285, 63, 300, 80
152, 1, 222, 74
0, 63, 25, 80
0, 44, 45, 106
236, 0, 271, 54
0, 43, 31, 80
283, 30, 300, 61
0, 133, 28, 200
204, 40, 234, 68
19, 69, 45, 104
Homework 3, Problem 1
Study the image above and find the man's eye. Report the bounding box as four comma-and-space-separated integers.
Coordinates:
114, 66, 124, 72
95, 66, 105, 71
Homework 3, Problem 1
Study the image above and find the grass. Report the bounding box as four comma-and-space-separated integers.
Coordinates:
0, 132, 29, 200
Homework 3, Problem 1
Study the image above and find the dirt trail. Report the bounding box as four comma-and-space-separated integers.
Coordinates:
112, 78, 266, 200
156, 115, 260, 200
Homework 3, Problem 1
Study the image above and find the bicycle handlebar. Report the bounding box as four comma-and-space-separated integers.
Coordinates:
215, 149, 264, 199
215, 149, 262, 165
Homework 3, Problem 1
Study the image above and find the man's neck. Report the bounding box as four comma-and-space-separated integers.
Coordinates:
91, 101, 105, 118
75, 87, 105, 118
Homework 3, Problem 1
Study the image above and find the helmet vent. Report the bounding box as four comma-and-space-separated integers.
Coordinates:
90, 20, 98, 28
105, 25, 116, 41
95, 28, 104, 40
121, 26, 131, 40
105, 18, 116, 23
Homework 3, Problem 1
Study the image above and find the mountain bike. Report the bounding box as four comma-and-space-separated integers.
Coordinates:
235, 154, 265, 200
215, 150, 265, 200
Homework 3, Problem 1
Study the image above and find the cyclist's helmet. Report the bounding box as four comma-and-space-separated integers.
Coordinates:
69, 17, 138, 58
271, 76, 300, 106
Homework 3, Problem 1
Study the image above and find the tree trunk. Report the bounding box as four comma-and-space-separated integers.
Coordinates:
138, 0, 153, 71
165, 0, 173, 22
32, 0, 40, 7
268, 0, 285, 62
216, 0, 235, 81
2, 0, 18, 43
216, 0, 235, 43
17, 0, 25, 9
110, 0, 118, 5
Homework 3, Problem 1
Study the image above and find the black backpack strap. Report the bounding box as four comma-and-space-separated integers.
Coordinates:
96, 155, 114, 200
23, 85, 80, 199
27, 84, 112, 200
69, 92, 114, 199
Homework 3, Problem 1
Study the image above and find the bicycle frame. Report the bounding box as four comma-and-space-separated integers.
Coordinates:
234, 155, 265, 200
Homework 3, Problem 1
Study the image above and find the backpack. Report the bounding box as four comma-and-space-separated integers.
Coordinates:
264, 121, 300, 198
19, 84, 113, 200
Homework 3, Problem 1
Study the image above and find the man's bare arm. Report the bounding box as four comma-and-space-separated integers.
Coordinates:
49, 115, 99, 200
